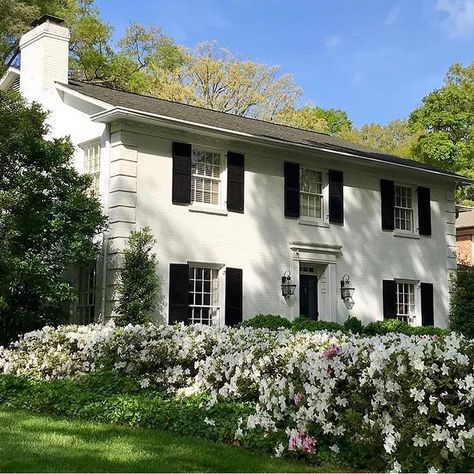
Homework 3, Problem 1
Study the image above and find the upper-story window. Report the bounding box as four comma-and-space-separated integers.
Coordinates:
300, 168, 323, 219
381, 180, 431, 236
394, 185, 413, 232
396, 281, 415, 324
83, 142, 101, 196
191, 148, 222, 205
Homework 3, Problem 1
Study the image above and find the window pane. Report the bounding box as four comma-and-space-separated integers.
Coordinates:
300, 168, 323, 219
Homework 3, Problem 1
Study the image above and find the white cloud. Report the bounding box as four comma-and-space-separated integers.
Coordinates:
385, 4, 401, 26
325, 35, 341, 47
436, 0, 474, 38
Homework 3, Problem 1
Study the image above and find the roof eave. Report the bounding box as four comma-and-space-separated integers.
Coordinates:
0, 66, 20, 91
91, 106, 472, 184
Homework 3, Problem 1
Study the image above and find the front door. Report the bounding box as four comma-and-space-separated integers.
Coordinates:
299, 274, 318, 320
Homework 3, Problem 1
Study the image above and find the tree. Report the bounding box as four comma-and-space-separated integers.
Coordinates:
150, 42, 302, 120
274, 103, 352, 135
409, 63, 474, 202
340, 119, 419, 158
115, 227, 159, 326
449, 264, 474, 338
0, 90, 106, 343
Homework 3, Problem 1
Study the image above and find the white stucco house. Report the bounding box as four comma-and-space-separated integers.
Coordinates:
1, 15, 469, 328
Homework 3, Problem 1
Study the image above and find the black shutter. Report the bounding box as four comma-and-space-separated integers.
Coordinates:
418, 187, 432, 236
227, 152, 245, 212
172, 142, 191, 204
383, 280, 397, 319
381, 179, 395, 231
329, 170, 344, 224
284, 161, 300, 218
421, 283, 434, 326
225, 268, 243, 326
169, 263, 189, 324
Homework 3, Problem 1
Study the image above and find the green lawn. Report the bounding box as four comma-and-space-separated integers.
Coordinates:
0, 410, 331, 472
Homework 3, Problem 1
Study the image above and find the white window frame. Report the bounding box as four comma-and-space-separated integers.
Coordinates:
189, 145, 227, 210
298, 167, 328, 226
395, 279, 420, 325
81, 141, 101, 196
187, 264, 222, 326
394, 183, 418, 236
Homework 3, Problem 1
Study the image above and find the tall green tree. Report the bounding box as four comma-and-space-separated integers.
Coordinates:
115, 227, 159, 326
409, 63, 474, 202
340, 119, 420, 158
0, 91, 106, 343
150, 42, 302, 120
274, 104, 352, 135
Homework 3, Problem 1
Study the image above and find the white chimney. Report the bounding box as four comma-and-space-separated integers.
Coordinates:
19, 15, 70, 102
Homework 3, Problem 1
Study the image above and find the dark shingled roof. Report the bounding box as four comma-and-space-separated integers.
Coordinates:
67, 80, 463, 179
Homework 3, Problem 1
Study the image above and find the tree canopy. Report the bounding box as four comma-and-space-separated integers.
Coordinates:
0, 90, 106, 343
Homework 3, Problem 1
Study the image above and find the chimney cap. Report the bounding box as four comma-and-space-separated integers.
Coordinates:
31, 14, 65, 28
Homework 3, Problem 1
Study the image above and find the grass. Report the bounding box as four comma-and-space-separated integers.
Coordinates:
0, 409, 334, 473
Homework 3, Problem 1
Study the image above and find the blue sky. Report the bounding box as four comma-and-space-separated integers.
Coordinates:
95, 0, 474, 127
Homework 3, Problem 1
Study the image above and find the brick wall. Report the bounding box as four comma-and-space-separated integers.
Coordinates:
456, 234, 473, 265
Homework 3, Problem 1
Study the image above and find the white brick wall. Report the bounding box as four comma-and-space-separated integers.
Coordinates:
100, 122, 455, 327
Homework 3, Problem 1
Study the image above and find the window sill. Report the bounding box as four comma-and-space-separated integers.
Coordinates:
298, 217, 330, 228
393, 230, 420, 239
189, 205, 228, 216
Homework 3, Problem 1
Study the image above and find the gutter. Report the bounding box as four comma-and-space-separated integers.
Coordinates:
91, 106, 474, 185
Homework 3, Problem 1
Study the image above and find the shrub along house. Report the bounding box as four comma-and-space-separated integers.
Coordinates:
1, 16, 469, 327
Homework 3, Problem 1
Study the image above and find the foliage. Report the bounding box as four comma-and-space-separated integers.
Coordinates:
291, 316, 343, 332
340, 119, 420, 158
364, 319, 449, 337
274, 104, 352, 135
240, 314, 292, 330
449, 265, 474, 339
0, 91, 106, 344
409, 63, 474, 203
150, 41, 302, 120
343, 316, 363, 334
115, 227, 159, 326
1, 322, 472, 472
241, 315, 448, 337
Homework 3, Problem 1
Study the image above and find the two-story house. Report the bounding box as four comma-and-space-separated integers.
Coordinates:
1, 16, 468, 327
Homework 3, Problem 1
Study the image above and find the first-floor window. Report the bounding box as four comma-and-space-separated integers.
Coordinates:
394, 185, 413, 232
396, 282, 415, 323
300, 168, 323, 219
188, 266, 220, 325
77, 265, 96, 324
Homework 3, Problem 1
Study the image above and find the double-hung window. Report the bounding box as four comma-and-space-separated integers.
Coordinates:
191, 148, 222, 206
83, 142, 101, 196
188, 266, 220, 325
76, 265, 97, 325
300, 168, 324, 219
394, 185, 414, 232
396, 281, 415, 323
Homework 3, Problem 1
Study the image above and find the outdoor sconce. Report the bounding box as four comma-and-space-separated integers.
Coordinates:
340, 274, 355, 310
281, 271, 297, 299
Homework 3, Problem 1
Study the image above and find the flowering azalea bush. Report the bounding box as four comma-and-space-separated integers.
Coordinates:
0, 322, 472, 472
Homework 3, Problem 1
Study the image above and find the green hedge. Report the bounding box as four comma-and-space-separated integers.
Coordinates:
240, 314, 450, 336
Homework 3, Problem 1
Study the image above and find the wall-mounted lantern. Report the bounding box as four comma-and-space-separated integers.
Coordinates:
340, 274, 355, 309
281, 271, 297, 299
